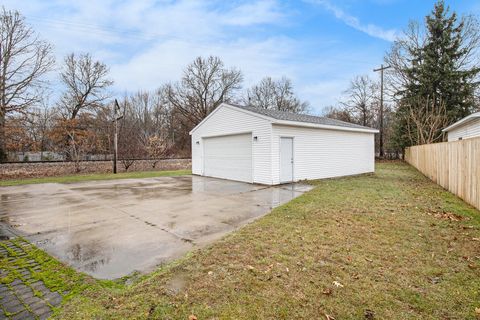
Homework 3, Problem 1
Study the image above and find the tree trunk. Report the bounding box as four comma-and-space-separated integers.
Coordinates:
0, 107, 6, 162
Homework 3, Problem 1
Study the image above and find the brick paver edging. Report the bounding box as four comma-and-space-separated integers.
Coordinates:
0, 239, 65, 320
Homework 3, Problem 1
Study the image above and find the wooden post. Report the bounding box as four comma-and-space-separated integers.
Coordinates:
113, 99, 123, 174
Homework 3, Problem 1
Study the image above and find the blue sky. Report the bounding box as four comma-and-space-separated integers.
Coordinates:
3, 0, 479, 114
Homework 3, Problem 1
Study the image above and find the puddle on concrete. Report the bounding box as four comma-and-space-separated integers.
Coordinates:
0, 176, 312, 279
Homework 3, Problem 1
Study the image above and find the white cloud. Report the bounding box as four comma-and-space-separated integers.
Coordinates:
306, 0, 397, 42
1, 0, 386, 114
110, 36, 298, 92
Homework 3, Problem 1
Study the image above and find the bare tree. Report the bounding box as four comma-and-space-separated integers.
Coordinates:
340, 75, 378, 126
404, 96, 449, 145
384, 21, 426, 100
48, 115, 98, 171
57, 53, 112, 160
116, 97, 142, 171
166, 56, 243, 126
244, 76, 309, 113
128, 90, 171, 154
146, 135, 169, 168
0, 7, 54, 161
25, 102, 53, 157
58, 53, 113, 120
322, 106, 354, 123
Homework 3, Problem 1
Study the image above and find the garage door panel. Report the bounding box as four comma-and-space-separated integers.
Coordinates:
203, 134, 252, 183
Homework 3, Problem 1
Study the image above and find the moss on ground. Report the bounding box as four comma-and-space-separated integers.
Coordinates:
0, 238, 119, 318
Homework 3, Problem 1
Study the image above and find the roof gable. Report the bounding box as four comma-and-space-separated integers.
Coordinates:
189, 103, 272, 135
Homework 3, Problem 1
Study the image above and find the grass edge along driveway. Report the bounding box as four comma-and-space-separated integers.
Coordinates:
0, 169, 192, 187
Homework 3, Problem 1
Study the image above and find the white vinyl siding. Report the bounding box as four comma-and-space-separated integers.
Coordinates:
203, 134, 252, 183
271, 124, 375, 184
447, 118, 480, 141
191, 105, 272, 184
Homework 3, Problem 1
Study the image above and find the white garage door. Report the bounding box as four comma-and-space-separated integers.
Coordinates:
203, 133, 252, 183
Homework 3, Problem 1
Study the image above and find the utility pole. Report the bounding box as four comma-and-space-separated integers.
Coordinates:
373, 64, 391, 158
113, 99, 123, 174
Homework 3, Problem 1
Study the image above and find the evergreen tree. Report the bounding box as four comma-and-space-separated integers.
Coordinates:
407, 1, 478, 120
391, 1, 480, 147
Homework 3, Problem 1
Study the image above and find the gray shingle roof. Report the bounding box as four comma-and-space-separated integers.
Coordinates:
228, 104, 375, 131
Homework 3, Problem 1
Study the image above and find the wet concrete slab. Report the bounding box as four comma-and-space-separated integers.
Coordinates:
0, 176, 312, 279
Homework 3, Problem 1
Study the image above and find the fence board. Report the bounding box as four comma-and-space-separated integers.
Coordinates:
405, 137, 480, 210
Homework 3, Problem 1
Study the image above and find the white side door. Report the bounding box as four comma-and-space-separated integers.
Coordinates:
280, 137, 294, 183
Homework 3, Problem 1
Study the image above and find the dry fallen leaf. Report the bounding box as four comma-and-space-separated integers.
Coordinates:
322, 288, 333, 295
364, 309, 375, 319
188, 315, 197, 320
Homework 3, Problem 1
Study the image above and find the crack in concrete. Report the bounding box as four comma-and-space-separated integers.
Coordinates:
48, 185, 197, 245
112, 207, 196, 244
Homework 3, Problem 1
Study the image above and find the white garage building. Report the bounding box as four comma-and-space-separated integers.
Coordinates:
190, 103, 378, 185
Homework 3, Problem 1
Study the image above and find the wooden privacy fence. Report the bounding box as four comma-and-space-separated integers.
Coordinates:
405, 137, 480, 211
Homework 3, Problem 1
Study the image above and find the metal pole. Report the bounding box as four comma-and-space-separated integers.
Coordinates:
380, 65, 384, 158
113, 100, 118, 174
373, 64, 391, 158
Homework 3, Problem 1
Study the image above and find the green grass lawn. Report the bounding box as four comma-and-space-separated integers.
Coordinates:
0, 169, 191, 187
5, 162, 479, 319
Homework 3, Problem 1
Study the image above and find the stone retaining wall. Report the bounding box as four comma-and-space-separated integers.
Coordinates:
0, 159, 191, 180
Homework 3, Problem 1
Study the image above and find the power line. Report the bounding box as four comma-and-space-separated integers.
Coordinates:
27, 15, 158, 42
25, 15, 219, 48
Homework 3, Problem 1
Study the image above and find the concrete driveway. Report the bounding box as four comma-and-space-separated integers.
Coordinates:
0, 176, 312, 279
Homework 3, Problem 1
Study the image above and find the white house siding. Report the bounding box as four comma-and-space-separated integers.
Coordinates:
271, 124, 375, 184
191, 106, 272, 184
447, 118, 480, 141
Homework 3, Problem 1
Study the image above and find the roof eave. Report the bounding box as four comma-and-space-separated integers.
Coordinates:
442, 113, 480, 132
229, 103, 378, 133
190, 102, 378, 135
273, 119, 379, 133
